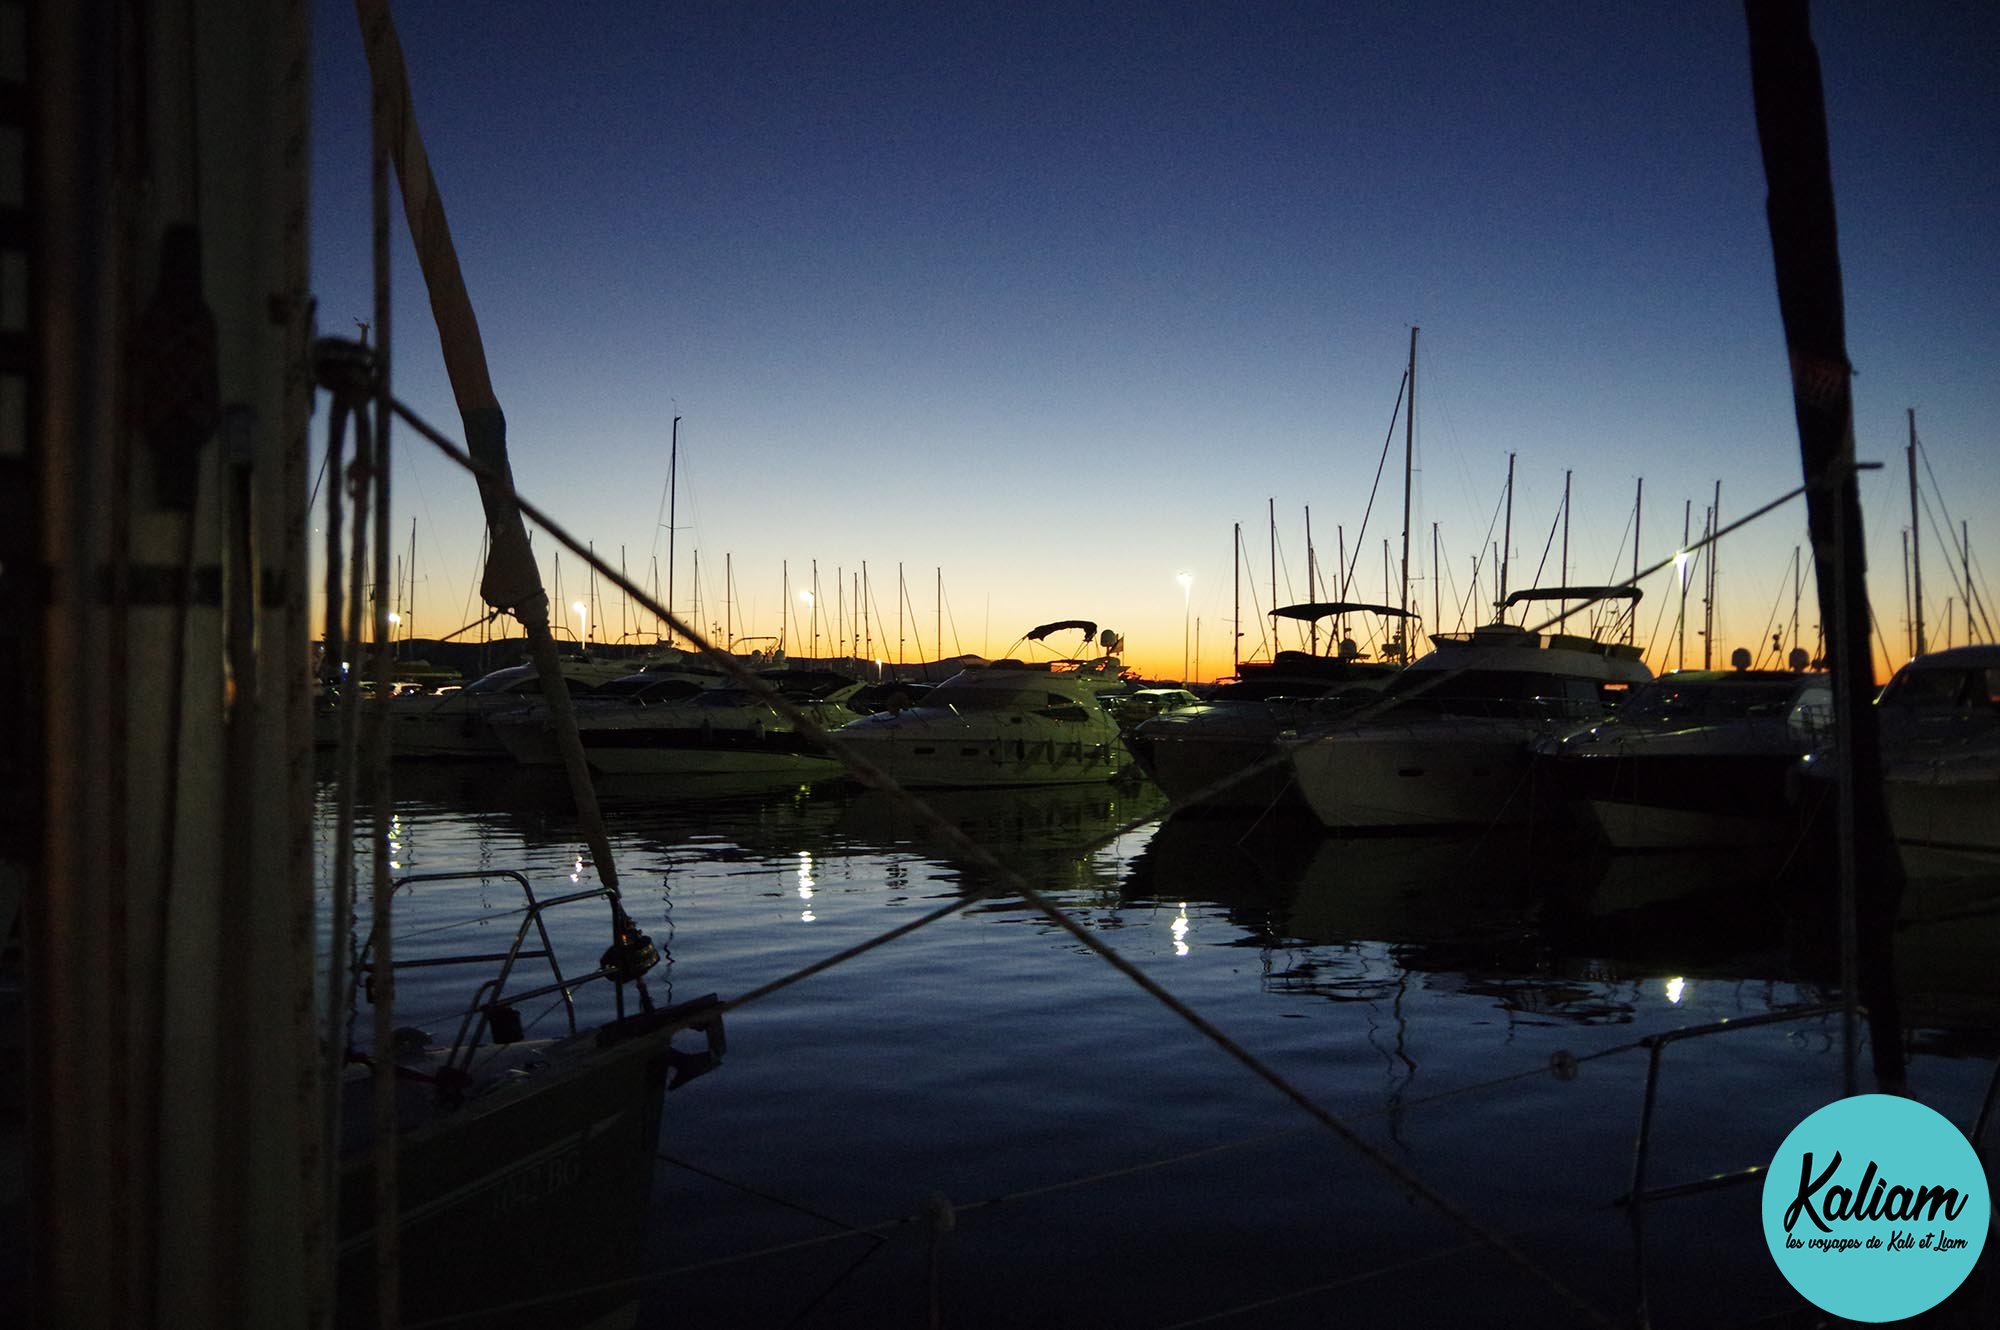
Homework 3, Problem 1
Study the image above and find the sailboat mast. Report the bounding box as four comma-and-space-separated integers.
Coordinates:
666, 415, 679, 647
1337, 524, 1347, 642
936, 567, 943, 665
1902, 531, 1913, 659
1431, 521, 1440, 640
1560, 468, 1571, 627
1678, 499, 1691, 670
1499, 452, 1515, 617
1908, 408, 1926, 656
1704, 480, 1720, 668
725, 552, 733, 649
1792, 544, 1803, 661
1630, 477, 1643, 644
1268, 498, 1277, 652
1232, 523, 1240, 674
408, 515, 417, 647
1305, 505, 1317, 654
1400, 325, 1416, 661
897, 561, 905, 668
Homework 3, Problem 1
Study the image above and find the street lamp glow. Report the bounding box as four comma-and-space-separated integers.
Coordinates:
571, 600, 588, 643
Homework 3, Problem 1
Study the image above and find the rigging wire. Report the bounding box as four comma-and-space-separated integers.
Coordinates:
1338, 369, 1409, 609
390, 394, 1617, 1327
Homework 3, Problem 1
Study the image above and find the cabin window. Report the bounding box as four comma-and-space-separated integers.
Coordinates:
1879, 666, 1984, 711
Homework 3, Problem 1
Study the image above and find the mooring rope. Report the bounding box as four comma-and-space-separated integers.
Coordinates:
388, 395, 1620, 1327
402, 1002, 1839, 1330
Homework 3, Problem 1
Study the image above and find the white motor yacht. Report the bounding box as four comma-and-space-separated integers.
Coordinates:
492, 669, 863, 777
1798, 644, 2000, 857
832, 620, 1135, 787
1129, 602, 1404, 815
1535, 664, 1831, 849
364, 657, 643, 758
1287, 589, 1653, 831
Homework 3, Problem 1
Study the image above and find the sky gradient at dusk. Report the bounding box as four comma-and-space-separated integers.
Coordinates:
310, 2, 2000, 680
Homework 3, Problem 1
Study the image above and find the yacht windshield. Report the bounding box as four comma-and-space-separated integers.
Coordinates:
1382, 668, 1612, 720
930, 684, 1086, 714
1879, 665, 2000, 712
1620, 679, 1803, 722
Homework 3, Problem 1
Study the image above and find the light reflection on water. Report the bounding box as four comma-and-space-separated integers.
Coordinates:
316, 765, 2000, 1328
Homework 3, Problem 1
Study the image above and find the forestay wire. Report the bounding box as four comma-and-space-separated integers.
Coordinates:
387, 394, 1619, 1328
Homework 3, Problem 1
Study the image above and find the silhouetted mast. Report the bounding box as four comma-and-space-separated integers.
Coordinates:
1231, 522, 1240, 673
663, 416, 680, 646
1908, 408, 1925, 656
1400, 325, 1417, 660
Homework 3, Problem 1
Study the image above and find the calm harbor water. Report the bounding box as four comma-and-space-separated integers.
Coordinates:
318, 764, 2000, 1328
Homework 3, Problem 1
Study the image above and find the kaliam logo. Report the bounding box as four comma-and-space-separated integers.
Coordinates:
1761, 1094, 1991, 1321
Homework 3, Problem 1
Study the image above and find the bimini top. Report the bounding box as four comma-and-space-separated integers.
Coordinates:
1269, 601, 1407, 622
1501, 586, 1642, 610
1025, 619, 1097, 642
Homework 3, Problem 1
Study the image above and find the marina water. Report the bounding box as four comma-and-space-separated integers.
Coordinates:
317, 763, 2000, 1328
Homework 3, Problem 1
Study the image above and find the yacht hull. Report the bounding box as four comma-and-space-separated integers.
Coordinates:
336, 998, 722, 1329
1289, 723, 1552, 831
836, 731, 1131, 788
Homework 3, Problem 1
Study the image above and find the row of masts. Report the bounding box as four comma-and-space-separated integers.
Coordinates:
1224, 350, 1991, 674
540, 546, 960, 665
377, 382, 1990, 675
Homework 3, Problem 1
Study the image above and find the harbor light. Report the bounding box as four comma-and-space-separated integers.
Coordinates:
1665, 976, 1687, 1005
571, 600, 587, 643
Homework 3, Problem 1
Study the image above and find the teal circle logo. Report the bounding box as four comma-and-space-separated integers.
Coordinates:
1762, 1094, 1990, 1321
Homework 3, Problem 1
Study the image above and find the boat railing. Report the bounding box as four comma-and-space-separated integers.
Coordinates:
359, 869, 641, 1078
1617, 1001, 1857, 1209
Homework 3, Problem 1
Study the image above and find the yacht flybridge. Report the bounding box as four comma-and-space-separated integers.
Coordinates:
1287, 588, 1653, 831
833, 620, 1135, 787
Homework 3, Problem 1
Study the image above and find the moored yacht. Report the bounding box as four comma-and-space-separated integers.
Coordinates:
366, 656, 649, 758
491, 669, 864, 777
832, 620, 1135, 787
1536, 661, 1831, 849
1287, 588, 1653, 831
1128, 603, 1404, 815
1797, 643, 2000, 857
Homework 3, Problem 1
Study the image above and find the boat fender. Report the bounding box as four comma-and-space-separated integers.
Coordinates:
601, 928, 661, 984
485, 1002, 525, 1044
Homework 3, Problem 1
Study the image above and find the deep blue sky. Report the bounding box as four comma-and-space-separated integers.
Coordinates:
311, 2, 2000, 678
